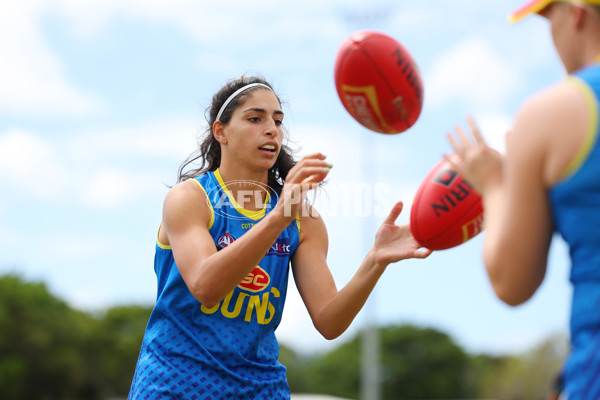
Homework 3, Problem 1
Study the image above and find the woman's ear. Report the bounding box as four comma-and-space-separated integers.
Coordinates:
213, 120, 228, 144
573, 6, 584, 28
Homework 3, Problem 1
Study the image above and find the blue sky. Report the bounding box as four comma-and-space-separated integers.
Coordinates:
0, 0, 572, 356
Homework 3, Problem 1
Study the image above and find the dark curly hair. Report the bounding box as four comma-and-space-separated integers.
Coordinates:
176, 75, 296, 194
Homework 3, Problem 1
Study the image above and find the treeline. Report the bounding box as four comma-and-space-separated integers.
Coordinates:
0, 274, 149, 400
281, 327, 566, 399
0, 274, 566, 400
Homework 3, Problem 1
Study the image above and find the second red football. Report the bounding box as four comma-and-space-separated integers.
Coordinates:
410, 154, 484, 250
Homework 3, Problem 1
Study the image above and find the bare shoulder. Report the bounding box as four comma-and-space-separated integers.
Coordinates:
162, 178, 212, 233
514, 80, 588, 136
164, 179, 208, 209
512, 81, 592, 185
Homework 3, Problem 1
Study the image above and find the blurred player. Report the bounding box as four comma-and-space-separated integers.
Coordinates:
447, 1, 600, 398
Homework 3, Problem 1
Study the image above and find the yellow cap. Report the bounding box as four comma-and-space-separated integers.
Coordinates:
509, 0, 600, 23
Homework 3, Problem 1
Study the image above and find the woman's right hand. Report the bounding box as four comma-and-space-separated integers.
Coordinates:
275, 152, 331, 222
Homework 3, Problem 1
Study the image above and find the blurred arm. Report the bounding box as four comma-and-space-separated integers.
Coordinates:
478, 82, 589, 305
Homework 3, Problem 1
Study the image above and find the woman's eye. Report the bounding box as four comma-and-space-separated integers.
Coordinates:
248, 117, 260, 123
275, 120, 283, 126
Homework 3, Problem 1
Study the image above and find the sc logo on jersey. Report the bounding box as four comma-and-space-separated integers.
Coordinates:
238, 266, 271, 292
217, 233, 236, 248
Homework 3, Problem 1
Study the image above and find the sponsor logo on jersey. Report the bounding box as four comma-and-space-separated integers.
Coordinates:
200, 265, 282, 325
267, 238, 291, 256
217, 232, 236, 248
238, 266, 270, 293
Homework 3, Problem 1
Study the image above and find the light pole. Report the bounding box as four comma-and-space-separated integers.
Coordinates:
340, 5, 390, 400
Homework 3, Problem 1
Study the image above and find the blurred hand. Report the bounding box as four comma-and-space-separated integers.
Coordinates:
446, 116, 504, 195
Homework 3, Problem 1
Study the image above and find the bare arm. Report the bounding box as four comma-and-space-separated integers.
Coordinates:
163, 153, 330, 308
447, 82, 589, 305
482, 112, 554, 305
291, 202, 431, 340
161, 180, 290, 308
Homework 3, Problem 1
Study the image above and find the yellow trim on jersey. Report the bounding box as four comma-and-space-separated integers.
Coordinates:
295, 215, 301, 233
156, 224, 172, 250
214, 168, 269, 221
190, 178, 215, 230
561, 76, 599, 179
156, 178, 216, 249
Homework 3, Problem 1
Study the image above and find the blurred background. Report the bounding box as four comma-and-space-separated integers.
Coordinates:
0, 0, 571, 399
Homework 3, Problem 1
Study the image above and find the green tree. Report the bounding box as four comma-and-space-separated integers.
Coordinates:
296, 324, 472, 400
279, 343, 311, 393
88, 305, 152, 397
378, 325, 471, 399
302, 337, 361, 399
0, 273, 152, 399
475, 333, 567, 400
0, 274, 98, 400
0, 272, 568, 400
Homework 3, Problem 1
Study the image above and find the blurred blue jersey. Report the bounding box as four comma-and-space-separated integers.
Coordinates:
550, 62, 600, 400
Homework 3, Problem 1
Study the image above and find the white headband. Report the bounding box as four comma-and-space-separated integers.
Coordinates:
215, 83, 272, 122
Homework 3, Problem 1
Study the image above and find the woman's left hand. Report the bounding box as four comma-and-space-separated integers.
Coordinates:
373, 201, 432, 267
446, 116, 504, 195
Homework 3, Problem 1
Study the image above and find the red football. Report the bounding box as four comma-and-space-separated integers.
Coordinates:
334, 30, 424, 134
410, 154, 484, 250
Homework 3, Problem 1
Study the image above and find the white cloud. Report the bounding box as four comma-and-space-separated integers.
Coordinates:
66, 117, 201, 165
0, 1, 102, 115
476, 112, 513, 154
425, 37, 522, 111
0, 117, 199, 205
81, 167, 157, 208
48, 233, 107, 260
0, 129, 68, 198
68, 289, 116, 311
52, 0, 344, 43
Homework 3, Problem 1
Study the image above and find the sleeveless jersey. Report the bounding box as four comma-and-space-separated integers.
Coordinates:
549, 62, 600, 399
128, 169, 300, 399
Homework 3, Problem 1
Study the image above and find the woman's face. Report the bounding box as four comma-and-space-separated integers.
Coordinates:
220, 89, 285, 172
543, 2, 581, 73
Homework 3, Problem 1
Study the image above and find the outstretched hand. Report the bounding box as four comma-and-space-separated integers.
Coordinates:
373, 201, 432, 267
445, 116, 504, 195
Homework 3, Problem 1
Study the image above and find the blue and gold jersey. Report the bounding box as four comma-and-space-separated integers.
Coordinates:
129, 169, 300, 399
550, 62, 600, 399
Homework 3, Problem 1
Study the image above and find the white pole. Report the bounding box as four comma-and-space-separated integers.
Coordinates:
360, 130, 379, 400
